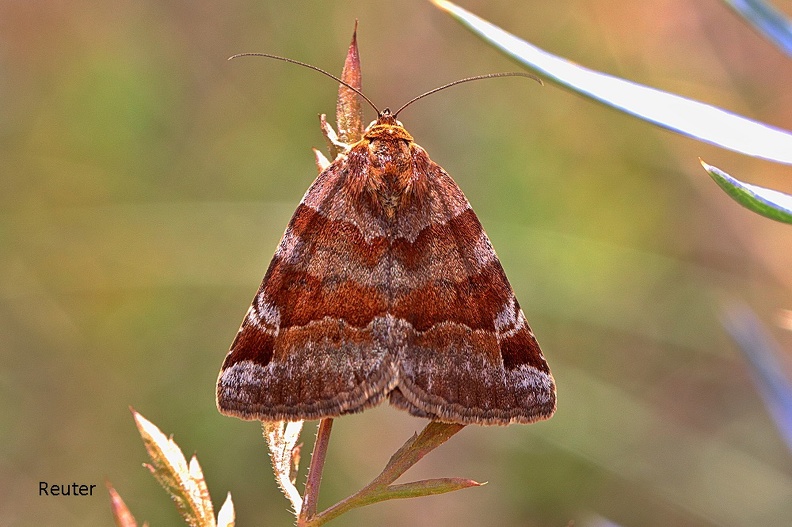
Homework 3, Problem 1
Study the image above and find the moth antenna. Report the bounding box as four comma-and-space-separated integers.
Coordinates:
229, 52, 380, 114
392, 72, 542, 118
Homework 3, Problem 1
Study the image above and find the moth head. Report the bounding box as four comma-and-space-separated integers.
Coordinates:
227, 53, 541, 127
364, 109, 413, 142
365, 109, 404, 130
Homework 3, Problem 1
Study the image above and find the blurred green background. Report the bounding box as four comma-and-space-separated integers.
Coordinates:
2, 1, 792, 526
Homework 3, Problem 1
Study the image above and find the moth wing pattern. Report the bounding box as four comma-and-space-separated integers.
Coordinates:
216, 155, 398, 421
381, 142, 556, 425
217, 114, 555, 425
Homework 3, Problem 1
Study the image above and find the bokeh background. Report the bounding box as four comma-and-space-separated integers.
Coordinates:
2, 1, 792, 526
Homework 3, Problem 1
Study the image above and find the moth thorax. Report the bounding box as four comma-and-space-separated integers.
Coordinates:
364, 123, 413, 143
365, 143, 414, 219
369, 137, 412, 173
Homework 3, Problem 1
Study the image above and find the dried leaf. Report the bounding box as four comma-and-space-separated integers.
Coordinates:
263, 420, 305, 515
189, 455, 215, 520
132, 409, 216, 527
107, 481, 138, 527
319, 113, 346, 160
336, 21, 365, 144
313, 147, 331, 173
216, 493, 235, 527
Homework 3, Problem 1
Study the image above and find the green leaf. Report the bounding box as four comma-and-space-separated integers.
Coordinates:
379, 478, 484, 501
302, 422, 472, 527
431, 0, 792, 165
722, 0, 792, 57
701, 160, 792, 223
374, 422, 465, 485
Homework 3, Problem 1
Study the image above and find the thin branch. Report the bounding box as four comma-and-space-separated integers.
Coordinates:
372, 422, 464, 486
299, 418, 334, 524
301, 421, 470, 527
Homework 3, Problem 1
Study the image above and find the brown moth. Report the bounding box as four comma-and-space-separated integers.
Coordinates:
217, 57, 555, 426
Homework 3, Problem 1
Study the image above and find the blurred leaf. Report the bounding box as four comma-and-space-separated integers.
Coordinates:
132, 409, 216, 527
723, 0, 792, 57
542, 366, 792, 525
586, 517, 627, 527
701, 160, 792, 223
107, 482, 139, 527
216, 493, 235, 527
431, 0, 792, 164
263, 420, 305, 516
723, 306, 792, 452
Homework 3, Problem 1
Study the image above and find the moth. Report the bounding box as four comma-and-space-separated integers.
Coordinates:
217, 55, 555, 425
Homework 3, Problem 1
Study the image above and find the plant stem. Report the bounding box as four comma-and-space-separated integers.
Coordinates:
298, 418, 334, 525
301, 421, 466, 527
